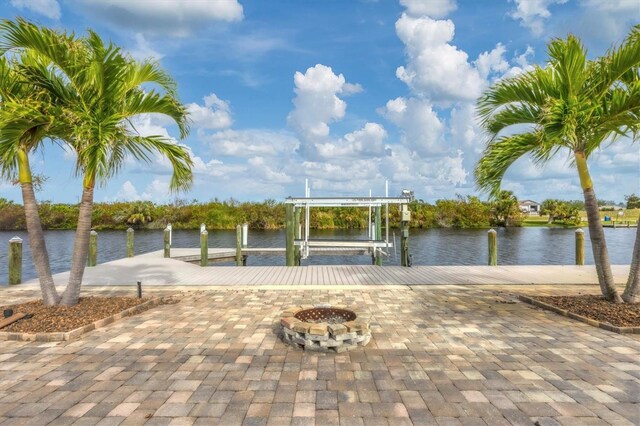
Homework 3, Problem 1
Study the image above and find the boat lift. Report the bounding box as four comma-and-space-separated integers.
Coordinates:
283, 181, 413, 266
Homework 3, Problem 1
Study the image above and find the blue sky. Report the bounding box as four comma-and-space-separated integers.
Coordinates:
1, 0, 638, 205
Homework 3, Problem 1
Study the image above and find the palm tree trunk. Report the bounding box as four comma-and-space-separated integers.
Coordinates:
575, 151, 622, 303
17, 149, 60, 305
60, 175, 95, 306
622, 219, 640, 303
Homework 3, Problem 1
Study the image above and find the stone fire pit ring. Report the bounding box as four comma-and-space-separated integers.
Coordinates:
280, 304, 371, 353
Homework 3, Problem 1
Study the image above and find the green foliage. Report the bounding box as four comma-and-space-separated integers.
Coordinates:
625, 193, 640, 209
0, 197, 497, 231
489, 190, 523, 227
434, 196, 491, 228
540, 199, 581, 225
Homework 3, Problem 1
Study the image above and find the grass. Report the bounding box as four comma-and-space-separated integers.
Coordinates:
522, 208, 639, 228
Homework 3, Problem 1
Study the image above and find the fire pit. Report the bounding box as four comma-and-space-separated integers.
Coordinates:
280, 304, 371, 353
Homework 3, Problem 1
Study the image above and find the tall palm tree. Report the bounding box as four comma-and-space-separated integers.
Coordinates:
0, 52, 74, 305
622, 221, 640, 303
475, 26, 640, 303
1, 19, 193, 306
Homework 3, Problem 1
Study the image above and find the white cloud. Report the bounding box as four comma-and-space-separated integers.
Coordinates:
204, 129, 299, 157
115, 181, 141, 201
394, 13, 485, 105
315, 122, 387, 159
187, 93, 233, 131
286, 64, 349, 157
474, 43, 510, 81
10, 0, 61, 20
380, 97, 444, 155
127, 33, 163, 61
509, 0, 568, 37
74, 0, 243, 36
400, 0, 457, 18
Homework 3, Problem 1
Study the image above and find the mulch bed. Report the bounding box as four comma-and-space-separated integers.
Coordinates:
535, 295, 640, 327
0, 297, 150, 333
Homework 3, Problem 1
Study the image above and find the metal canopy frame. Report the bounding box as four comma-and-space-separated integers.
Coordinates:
285, 180, 412, 260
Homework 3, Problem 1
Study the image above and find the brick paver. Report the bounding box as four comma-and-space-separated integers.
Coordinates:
0, 284, 638, 425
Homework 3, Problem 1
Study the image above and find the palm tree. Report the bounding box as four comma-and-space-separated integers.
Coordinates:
622, 221, 639, 303
1, 19, 193, 306
0, 51, 75, 305
475, 26, 640, 303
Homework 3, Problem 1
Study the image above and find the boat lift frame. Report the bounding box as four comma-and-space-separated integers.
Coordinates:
283, 181, 412, 264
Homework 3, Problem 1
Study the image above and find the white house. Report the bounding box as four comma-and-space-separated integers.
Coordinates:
519, 200, 540, 215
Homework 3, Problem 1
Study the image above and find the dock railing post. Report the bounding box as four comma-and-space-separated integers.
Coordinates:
294, 207, 301, 266
285, 204, 295, 266
164, 226, 170, 258
236, 225, 243, 266
200, 229, 208, 267
8, 236, 22, 285
488, 229, 497, 266
575, 228, 584, 266
88, 230, 98, 267
126, 228, 134, 257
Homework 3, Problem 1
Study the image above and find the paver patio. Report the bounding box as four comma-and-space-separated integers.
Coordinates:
0, 284, 638, 425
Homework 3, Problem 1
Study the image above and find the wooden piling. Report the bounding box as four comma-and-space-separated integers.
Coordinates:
488, 229, 497, 266
87, 230, 98, 267
163, 226, 170, 258
575, 228, 584, 266
400, 206, 411, 267
236, 225, 243, 266
126, 228, 134, 257
285, 204, 295, 266
8, 237, 22, 285
200, 230, 208, 267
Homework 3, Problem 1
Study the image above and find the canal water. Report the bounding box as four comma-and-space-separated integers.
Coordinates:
0, 227, 636, 285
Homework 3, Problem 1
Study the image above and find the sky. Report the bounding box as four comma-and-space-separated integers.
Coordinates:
0, 0, 638, 205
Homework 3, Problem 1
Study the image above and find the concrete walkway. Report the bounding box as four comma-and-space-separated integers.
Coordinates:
22, 250, 632, 287
0, 284, 638, 425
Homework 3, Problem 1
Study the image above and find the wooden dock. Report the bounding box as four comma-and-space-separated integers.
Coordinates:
21, 249, 631, 287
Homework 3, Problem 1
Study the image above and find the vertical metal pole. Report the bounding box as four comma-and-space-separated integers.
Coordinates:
285, 204, 295, 266
126, 228, 134, 257
8, 237, 22, 285
575, 228, 584, 266
236, 225, 243, 266
164, 226, 171, 258
242, 223, 248, 248
488, 229, 497, 266
294, 207, 302, 266
368, 189, 372, 240
375, 207, 382, 266
385, 180, 389, 246
200, 230, 208, 267
88, 230, 98, 267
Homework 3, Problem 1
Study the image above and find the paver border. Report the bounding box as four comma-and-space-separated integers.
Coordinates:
0, 297, 162, 342
518, 295, 640, 334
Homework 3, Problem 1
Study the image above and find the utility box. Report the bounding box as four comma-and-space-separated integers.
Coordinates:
402, 228, 409, 237
401, 210, 411, 221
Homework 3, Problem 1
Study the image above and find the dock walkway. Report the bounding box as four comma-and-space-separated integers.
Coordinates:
24, 249, 631, 286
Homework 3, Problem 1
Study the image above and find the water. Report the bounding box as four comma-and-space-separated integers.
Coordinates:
0, 227, 636, 285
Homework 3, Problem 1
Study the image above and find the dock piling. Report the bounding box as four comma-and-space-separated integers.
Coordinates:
88, 230, 98, 267
236, 225, 243, 266
163, 226, 170, 258
488, 229, 497, 266
126, 228, 134, 257
575, 228, 584, 265
285, 204, 295, 266
200, 229, 208, 267
8, 236, 22, 285
294, 207, 301, 266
